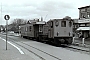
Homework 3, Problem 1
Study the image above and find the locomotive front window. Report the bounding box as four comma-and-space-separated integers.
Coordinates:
55, 20, 59, 27
61, 21, 66, 27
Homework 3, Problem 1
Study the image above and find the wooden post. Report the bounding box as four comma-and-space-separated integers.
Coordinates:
72, 37, 75, 44
82, 38, 85, 46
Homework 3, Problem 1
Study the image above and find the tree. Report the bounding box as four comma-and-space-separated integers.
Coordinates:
9, 19, 27, 33
0, 25, 5, 32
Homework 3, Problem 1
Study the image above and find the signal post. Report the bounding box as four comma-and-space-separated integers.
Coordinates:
4, 15, 10, 50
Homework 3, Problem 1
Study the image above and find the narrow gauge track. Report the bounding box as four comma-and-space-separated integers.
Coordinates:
7, 36, 90, 58
1, 34, 90, 53
9, 40, 45, 60
1, 34, 89, 60
1, 35, 61, 60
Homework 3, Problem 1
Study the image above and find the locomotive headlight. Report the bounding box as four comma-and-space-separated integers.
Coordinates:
69, 32, 72, 36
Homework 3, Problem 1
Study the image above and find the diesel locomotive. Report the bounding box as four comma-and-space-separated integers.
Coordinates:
20, 17, 73, 46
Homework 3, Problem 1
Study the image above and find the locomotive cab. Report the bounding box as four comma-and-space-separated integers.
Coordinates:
47, 17, 73, 45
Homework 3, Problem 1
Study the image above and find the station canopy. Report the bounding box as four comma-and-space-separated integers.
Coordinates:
35, 21, 46, 24
78, 19, 90, 23
77, 27, 90, 31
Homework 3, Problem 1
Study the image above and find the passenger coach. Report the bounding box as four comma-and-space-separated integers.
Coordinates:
20, 20, 46, 40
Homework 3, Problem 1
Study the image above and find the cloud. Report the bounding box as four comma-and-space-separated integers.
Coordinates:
1, 0, 90, 25
37, 0, 74, 11
36, 0, 76, 20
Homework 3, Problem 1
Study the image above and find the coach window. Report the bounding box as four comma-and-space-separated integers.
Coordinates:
79, 24, 85, 27
87, 13, 90, 18
39, 25, 42, 32
21, 27, 23, 31
26, 27, 27, 31
29, 26, 31, 31
61, 21, 66, 27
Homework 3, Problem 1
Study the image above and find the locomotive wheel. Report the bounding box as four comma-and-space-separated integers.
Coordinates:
21, 35, 23, 38
39, 36, 42, 42
59, 39, 65, 44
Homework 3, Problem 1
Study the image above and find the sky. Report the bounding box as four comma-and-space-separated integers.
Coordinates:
0, 0, 90, 25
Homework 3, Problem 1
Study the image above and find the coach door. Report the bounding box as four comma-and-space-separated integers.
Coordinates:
48, 21, 53, 38
34, 25, 39, 38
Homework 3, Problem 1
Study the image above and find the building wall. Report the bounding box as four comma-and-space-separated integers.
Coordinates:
72, 6, 90, 38
79, 6, 90, 19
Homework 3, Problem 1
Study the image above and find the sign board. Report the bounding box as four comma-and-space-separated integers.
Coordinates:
4, 15, 10, 20
78, 19, 90, 23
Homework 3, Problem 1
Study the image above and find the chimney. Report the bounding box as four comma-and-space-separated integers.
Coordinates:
41, 17, 43, 21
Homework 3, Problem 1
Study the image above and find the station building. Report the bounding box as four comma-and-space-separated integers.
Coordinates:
78, 5, 90, 19
73, 5, 90, 38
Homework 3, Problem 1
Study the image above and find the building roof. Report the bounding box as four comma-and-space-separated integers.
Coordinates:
77, 27, 90, 31
78, 5, 90, 9
35, 21, 46, 24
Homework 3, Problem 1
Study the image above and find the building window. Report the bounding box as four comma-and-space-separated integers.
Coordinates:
87, 12, 90, 18
86, 24, 90, 27
74, 24, 79, 28
81, 13, 86, 18
61, 21, 66, 27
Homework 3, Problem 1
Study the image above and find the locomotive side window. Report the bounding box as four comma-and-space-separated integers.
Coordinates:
51, 21, 53, 28
29, 26, 31, 31
69, 21, 72, 27
61, 21, 66, 27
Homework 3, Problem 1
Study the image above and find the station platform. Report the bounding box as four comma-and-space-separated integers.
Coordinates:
0, 37, 34, 60
74, 37, 90, 45
72, 37, 90, 52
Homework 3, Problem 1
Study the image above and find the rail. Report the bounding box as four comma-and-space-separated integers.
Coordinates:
4, 35, 61, 60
